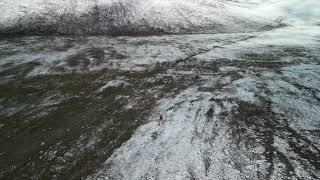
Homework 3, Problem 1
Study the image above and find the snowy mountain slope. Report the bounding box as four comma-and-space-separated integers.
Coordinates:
0, 0, 319, 179
0, 0, 290, 35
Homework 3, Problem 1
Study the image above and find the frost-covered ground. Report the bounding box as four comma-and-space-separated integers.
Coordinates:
0, 0, 320, 179
87, 30, 320, 179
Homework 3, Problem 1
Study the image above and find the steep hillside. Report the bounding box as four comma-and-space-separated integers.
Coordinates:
0, 0, 287, 35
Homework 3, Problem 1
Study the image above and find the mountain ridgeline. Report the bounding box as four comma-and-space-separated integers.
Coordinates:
0, 2, 163, 36
0, 0, 284, 36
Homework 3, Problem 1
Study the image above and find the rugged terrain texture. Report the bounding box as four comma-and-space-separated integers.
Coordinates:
0, 0, 283, 35
0, 0, 319, 179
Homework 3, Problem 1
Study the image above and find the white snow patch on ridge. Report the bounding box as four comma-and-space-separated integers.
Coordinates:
96, 80, 130, 93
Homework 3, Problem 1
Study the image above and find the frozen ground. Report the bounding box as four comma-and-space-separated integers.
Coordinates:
86, 26, 320, 179
0, 0, 319, 179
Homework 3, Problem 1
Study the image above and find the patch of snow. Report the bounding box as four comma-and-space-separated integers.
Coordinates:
88, 85, 265, 179
96, 80, 130, 93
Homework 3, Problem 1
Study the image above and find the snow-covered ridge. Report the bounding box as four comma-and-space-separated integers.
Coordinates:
0, 0, 307, 35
